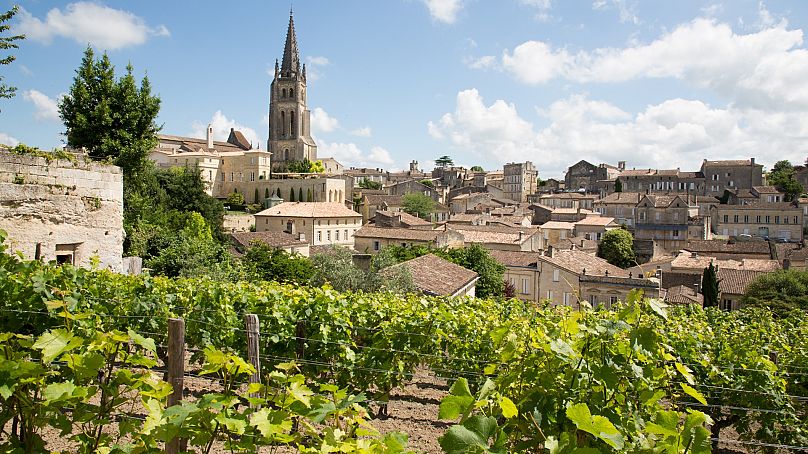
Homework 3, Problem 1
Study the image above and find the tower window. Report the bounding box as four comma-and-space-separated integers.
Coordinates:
290, 88, 294, 98
282, 88, 287, 98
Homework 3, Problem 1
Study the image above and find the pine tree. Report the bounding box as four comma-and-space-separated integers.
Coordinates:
59, 47, 160, 178
0, 6, 24, 107
701, 262, 720, 308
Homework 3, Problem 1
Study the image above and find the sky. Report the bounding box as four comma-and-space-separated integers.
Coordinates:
2, 0, 808, 178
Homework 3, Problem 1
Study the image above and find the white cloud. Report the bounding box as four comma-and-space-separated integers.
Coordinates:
422, 0, 463, 24
319, 141, 394, 168
0, 133, 20, 147
307, 56, 330, 66
18, 2, 169, 50
350, 127, 372, 137
593, 0, 639, 24
520, 0, 553, 22
310, 107, 339, 134
305, 56, 330, 81
429, 89, 808, 177
481, 18, 808, 110
23, 90, 61, 121
19, 65, 33, 76
466, 55, 496, 70
190, 111, 260, 148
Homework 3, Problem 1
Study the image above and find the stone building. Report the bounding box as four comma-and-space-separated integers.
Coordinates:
267, 12, 318, 170
564, 160, 621, 193
254, 202, 362, 247
701, 159, 763, 197
503, 161, 537, 202
388, 254, 478, 297
614, 168, 705, 195
593, 192, 642, 227
710, 202, 803, 241
0, 150, 123, 271
634, 194, 690, 251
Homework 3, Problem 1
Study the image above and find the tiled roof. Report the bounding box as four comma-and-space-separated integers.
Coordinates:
488, 250, 539, 267
595, 192, 643, 204
450, 224, 537, 245
619, 169, 655, 176
703, 159, 758, 167
540, 249, 629, 277
448, 213, 485, 223
575, 216, 616, 226
753, 186, 781, 194
230, 232, 307, 250
718, 269, 767, 295
713, 202, 798, 211
661, 271, 702, 290
392, 254, 478, 296
683, 240, 771, 255
539, 193, 596, 200
548, 236, 599, 252
640, 194, 685, 208
551, 208, 595, 215
375, 210, 432, 226
364, 194, 404, 206
665, 285, 703, 305
540, 221, 576, 230
255, 202, 361, 218
157, 134, 248, 154
354, 226, 445, 241
671, 254, 780, 272
579, 274, 657, 288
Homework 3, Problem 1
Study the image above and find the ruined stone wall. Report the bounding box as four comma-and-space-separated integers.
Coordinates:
0, 152, 123, 271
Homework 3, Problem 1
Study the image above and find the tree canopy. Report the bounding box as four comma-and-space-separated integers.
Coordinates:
597, 229, 636, 268
741, 269, 808, 317
242, 242, 313, 285
0, 6, 24, 107
358, 178, 382, 190
700, 262, 720, 308
402, 192, 435, 219
435, 155, 454, 168
767, 160, 803, 201
59, 46, 161, 179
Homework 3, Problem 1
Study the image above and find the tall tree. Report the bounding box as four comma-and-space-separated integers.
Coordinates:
767, 160, 803, 201
402, 192, 435, 219
741, 269, 808, 317
0, 6, 24, 107
614, 178, 623, 193
597, 229, 635, 268
435, 155, 454, 168
59, 47, 161, 178
701, 262, 720, 308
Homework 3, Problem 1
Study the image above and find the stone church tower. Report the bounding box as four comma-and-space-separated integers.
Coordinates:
268, 11, 317, 171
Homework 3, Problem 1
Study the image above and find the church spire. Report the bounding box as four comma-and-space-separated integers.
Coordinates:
280, 9, 300, 76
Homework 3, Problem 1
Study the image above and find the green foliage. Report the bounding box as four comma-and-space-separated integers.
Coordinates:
0, 6, 24, 106
242, 242, 313, 284
436, 155, 454, 168
420, 179, 435, 188
309, 246, 414, 294
402, 192, 435, 219
307, 188, 313, 202
614, 178, 623, 192
767, 160, 804, 201
254, 188, 260, 204
59, 47, 160, 178
287, 158, 324, 174
289, 187, 296, 202
741, 269, 808, 316
700, 262, 720, 308
226, 191, 245, 206
299, 187, 304, 202
597, 228, 636, 268
470, 166, 484, 172
358, 177, 382, 190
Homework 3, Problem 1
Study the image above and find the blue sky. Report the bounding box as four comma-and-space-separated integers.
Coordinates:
2, 1, 808, 178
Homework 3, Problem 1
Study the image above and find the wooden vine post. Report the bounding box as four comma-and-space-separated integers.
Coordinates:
244, 314, 261, 398
166, 318, 185, 454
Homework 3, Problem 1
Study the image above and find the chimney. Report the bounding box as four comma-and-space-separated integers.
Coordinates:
605, 270, 609, 276
298, 233, 306, 242
547, 245, 554, 257
691, 251, 698, 258
580, 239, 585, 247
519, 231, 525, 242
206, 124, 214, 149
618, 161, 626, 171
750, 157, 755, 165
582, 268, 586, 275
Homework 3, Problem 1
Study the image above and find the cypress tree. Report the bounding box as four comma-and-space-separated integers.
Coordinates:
701, 262, 720, 307
290, 188, 296, 202
276, 187, 281, 198
254, 188, 260, 204
298, 187, 304, 202
307, 188, 312, 202
614, 178, 623, 193
265, 188, 270, 199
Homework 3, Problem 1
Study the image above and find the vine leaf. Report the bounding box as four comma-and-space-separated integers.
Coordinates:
679, 383, 707, 405
566, 403, 625, 450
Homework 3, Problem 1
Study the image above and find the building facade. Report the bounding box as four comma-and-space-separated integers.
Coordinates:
701, 159, 763, 197
710, 203, 803, 241
254, 202, 362, 247
503, 161, 537, 202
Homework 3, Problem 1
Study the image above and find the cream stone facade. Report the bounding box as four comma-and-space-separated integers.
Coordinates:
254, 202, 362, 247
0, 151, 123, 271
710, 203, 803, 241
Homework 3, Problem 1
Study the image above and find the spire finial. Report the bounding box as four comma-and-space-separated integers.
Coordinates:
280, 6, 300, 76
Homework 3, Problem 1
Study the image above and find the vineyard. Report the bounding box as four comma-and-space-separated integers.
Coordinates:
0, 232, 806, 453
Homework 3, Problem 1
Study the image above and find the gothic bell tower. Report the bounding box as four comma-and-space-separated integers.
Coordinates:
268, 10, 317, 171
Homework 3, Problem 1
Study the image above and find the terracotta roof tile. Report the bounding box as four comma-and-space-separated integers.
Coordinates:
488, 250, 539, 267
595, 192, 643, 204
255, 202, 361, 218
354, 226, 444, 241
540, 249, 629, 277
230, 232, 307, 250
391, 254, 478, 296
683, 240, 771, 255
717, 269, 767, 295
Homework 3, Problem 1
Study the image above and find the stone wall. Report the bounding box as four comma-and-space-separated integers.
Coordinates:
222, 214, 255, 233
0, 152, 123, 271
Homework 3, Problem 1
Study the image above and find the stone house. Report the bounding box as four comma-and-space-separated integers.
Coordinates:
528, 204, 553, 225
550, 208, 597, 223
634, 194, 690, 251
718, 269, 767, 311
615, 168, 704, 195
593, 192, 641, 227
373, 210, 433, 229
573, 216, 619, 241
539, 221, 576, 248
448, 224, 542, 252
0, 150, 123, 271
353, 225, 464, 253
358, 194, 404, 224
321, 158, 344, 175
709, 202, 803, 241
701, 159, 763, 197
536, 249, 658, 308
503, 161, 537, 202
254, 202, 362, 248
488, 250, 540, 302
564, 160, 621, 193
538, 193, 596, 210
388, 254, 478, 297
387, 179, 441, 203
229, 231, 310, 257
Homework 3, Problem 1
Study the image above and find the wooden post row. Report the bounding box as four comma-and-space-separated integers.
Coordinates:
166, 318, 185, 454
